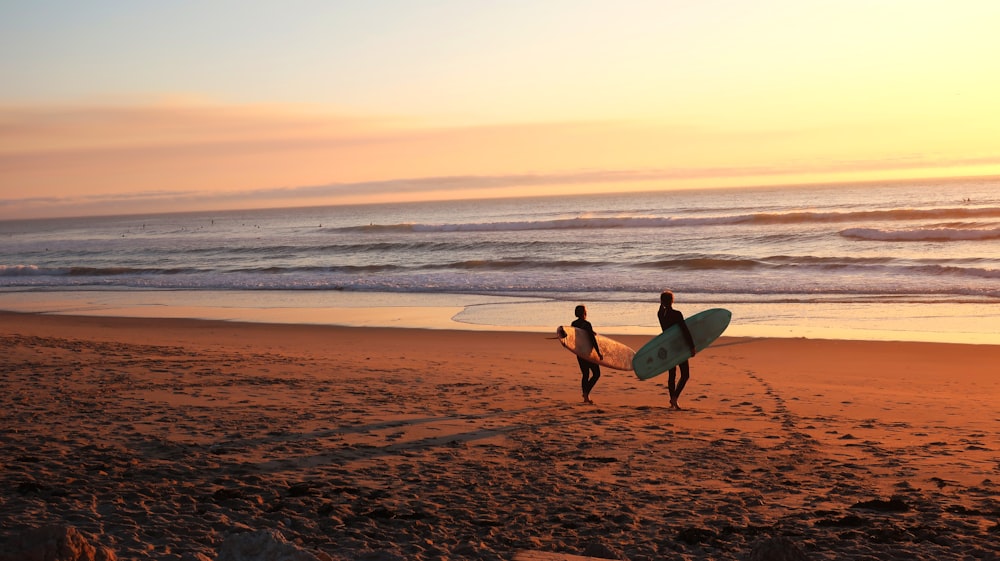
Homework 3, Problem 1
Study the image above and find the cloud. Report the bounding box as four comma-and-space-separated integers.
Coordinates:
4, 101, 1000, 219
8, 155, 1000, 220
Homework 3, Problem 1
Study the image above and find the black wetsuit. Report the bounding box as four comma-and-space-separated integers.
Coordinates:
571, 317, 601, 397
657, 306, 696, 402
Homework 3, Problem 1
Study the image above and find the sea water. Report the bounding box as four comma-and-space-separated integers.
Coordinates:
2, 178, 998, 343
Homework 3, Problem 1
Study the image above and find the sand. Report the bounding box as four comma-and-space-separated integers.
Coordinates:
1, 312, 998, 560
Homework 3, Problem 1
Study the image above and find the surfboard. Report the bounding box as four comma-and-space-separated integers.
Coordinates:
556, 326, 636, 371
632, 308, 732, 380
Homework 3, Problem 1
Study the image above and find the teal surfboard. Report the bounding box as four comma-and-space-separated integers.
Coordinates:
632, 308, 732, 380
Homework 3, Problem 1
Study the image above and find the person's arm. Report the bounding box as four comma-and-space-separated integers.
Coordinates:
586, 322, 603, 359
679, 316, 696, 356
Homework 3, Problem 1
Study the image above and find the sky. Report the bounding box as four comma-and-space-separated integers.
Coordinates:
2, 0, 1000, 219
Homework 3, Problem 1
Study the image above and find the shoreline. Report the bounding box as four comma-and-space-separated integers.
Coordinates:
3, 311, 999, 559
1, 288, 998, 345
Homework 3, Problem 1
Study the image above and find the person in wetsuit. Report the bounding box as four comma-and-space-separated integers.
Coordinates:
571, 305, 603, 404
657, 290, 696, 410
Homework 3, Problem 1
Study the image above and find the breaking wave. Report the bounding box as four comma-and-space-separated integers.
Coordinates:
337, 207, 1000, 233
841, 226, 1000, 242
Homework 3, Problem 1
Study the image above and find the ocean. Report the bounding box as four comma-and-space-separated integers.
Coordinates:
2, 178, 999, 344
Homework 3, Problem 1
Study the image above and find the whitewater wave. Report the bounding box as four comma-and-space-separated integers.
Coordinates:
5, 255, 995, 281
0, 265, 40, 276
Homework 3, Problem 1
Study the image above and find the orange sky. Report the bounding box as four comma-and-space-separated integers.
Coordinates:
3, 2, 1000, 219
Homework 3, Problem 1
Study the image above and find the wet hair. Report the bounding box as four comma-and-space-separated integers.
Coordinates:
660, 290, 674, 306
574, 305, 587, 318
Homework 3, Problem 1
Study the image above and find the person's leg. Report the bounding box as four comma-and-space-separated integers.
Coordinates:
672, 361, 690, 409
667, 367, 678, 408
577, 358, 590, 400
584, 364, 601, 402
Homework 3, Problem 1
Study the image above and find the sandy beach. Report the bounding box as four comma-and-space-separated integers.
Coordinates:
1, 312, 998, 561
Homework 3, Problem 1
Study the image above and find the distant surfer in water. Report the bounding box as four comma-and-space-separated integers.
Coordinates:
658, 290, 696, 410
572, 305, 603, 404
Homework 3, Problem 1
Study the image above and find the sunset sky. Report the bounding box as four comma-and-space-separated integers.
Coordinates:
3, 1, 1000, 219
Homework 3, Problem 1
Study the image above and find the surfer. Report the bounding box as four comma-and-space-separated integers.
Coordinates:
658, 290, 696, 410
571, 305, 603, 404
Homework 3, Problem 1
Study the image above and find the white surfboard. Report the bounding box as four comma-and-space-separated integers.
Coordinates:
556, 326, 636, 371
